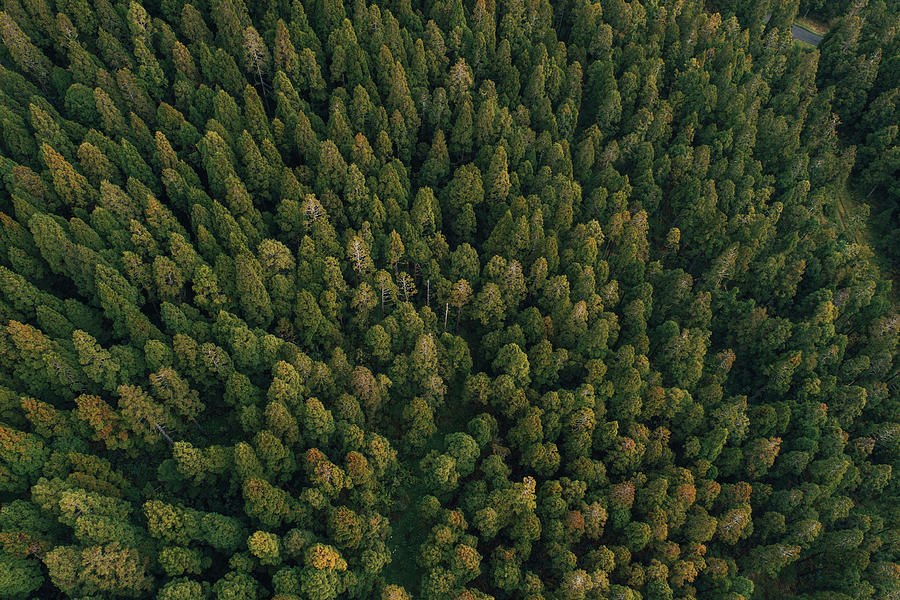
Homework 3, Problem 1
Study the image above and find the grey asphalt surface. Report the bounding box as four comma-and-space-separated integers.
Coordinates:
764, 14, 825, 46
792, 24, 824, 46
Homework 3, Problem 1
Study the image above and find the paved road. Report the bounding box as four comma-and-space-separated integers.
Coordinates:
764, 13, 826, 46
791, 24, 824, 46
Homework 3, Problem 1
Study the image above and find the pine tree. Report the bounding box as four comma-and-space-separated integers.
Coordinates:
117, 384, 174, 446
0, 10, 51, 86
243, 25, 271, 104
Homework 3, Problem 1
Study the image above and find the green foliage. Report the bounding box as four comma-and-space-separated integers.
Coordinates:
0, 554, 43, 599
0, 2, 895, 600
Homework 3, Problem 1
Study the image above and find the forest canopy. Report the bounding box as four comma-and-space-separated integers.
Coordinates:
0, 0, 898, 599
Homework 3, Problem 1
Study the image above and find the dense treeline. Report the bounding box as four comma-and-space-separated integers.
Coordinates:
0, 0, 897, 599
813, 1, 900, 269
